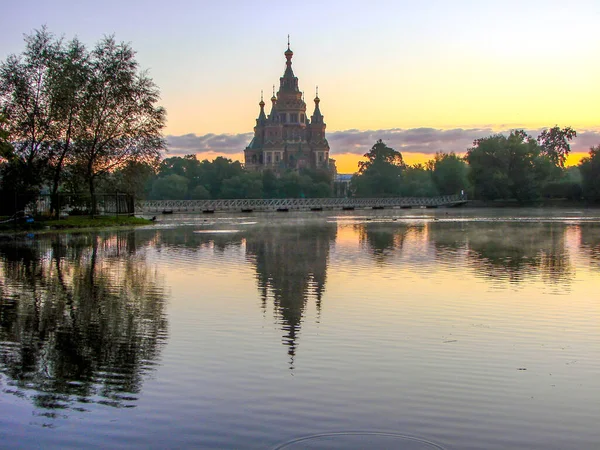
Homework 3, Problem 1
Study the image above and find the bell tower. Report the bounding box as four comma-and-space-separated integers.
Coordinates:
244, 39, 331, 172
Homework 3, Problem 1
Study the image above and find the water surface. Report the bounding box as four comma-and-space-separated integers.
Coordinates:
1, 208, 599, 449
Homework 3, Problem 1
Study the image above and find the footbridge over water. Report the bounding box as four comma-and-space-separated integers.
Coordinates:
139, 195, 467, 214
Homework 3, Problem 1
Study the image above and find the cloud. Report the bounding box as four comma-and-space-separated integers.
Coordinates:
327, 127, 494, 155
165, 127, 600, 157
570, 130, 600, 153
166, 132, 253, 155
328, 127, 600, 156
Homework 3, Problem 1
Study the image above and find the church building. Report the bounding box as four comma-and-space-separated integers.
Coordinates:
244, 42, 331, 172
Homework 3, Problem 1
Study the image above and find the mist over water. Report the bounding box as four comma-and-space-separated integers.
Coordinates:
1, 209, 599, 449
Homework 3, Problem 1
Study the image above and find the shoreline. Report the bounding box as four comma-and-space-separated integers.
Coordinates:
0, 215, 153, 237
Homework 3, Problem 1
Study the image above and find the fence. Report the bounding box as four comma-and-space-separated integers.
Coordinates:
139, 194, 468, 213
0, 192, 134, 217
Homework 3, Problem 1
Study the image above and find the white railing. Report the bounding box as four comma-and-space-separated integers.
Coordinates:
138, 195, 467, 213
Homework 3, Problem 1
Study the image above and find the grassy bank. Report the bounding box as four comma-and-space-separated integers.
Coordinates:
0, 215, 152, 233
43, 215, 152, 229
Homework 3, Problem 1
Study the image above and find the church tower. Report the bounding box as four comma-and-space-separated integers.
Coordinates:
244, 40, 331, 172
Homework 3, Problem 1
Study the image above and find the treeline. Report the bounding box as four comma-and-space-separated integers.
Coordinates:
352, 129, 600, 202
0, 28, 165, 214
136, 155, 333, 200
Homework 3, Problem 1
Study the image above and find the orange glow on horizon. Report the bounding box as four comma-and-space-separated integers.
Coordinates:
186, 151, 590, 175
565, 152, 587, 167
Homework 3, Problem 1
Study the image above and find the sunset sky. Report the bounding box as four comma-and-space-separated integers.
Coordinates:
2, 0, 599, 173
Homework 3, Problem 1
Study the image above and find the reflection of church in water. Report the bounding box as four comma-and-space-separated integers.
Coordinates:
245, 224, 337, 368
244, 39, 331, 171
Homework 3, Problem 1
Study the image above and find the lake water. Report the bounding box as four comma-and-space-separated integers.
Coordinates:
1, 208, 599, 449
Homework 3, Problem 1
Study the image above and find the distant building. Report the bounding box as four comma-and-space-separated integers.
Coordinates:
334, 174, 353, 197
244, 41, 332, 172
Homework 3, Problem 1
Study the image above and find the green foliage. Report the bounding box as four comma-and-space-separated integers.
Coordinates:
358, 139, 404, 174
74, 36, 166, 203
159, 155, 200, 178
310, 181, 333, 198
537, 126, 576, 169
541, 180, 582, 200
279, 171, 311, 198
429, 152, 469, 195
301, 168, 333, 197
190, 184, 210, 200
466, 130, 556, 202
148, 156, 335, 200
579, 146, 600, 201
151, 174, 189, 200
42, 215, 151, 230
220, 173, 263, 199
564, 166, 583, 184
98, 161, 157, 199
0, 27, 59, 194
0, 28, 166, 216
262, 170, 281, 198
352, 140, 404, 197
46, 36, 88, 208
0, 114, 13, 159
401, 164, 438, 197
199, 157, 245, 198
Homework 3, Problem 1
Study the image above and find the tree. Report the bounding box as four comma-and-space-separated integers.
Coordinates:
428, 152, 469, 195
262, 169, 281, 198
0, 27, 60, 195
352, 140, 405, 197
466, 130, 550, 202
537, 126, 577, 169
279, 171, 312, 198
150, 174, 189, 200
198, 157, 244, 198
220, 173, 263, 199
99, 160, 157, 199
190, 184, 210, 200
47, 37, 89, 215
579, 146, 600, 201
308, 181, 332, 198
73, 36, 166, 214
1, 29, 167, 216
300, 168, 332, 197
0, 115, 14, 213
466, 134, 511, 200
158, 155, 200, 178
358, 139, 404, 174
0, 114, 12, 158
401, 164, 438, 197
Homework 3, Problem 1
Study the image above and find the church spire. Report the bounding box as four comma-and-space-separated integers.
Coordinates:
281, 36, 298, 92
311, 86, 323, 123
257, 90, 266, 123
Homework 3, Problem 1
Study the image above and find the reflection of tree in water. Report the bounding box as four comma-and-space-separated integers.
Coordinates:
245, 223, 336, 369
579, 223, 600, 271
356, 223, 424, 262
427, 222, 469, 257
0, 232, 167, 415
151, 227, 244, 254
427, 222, 574, 284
